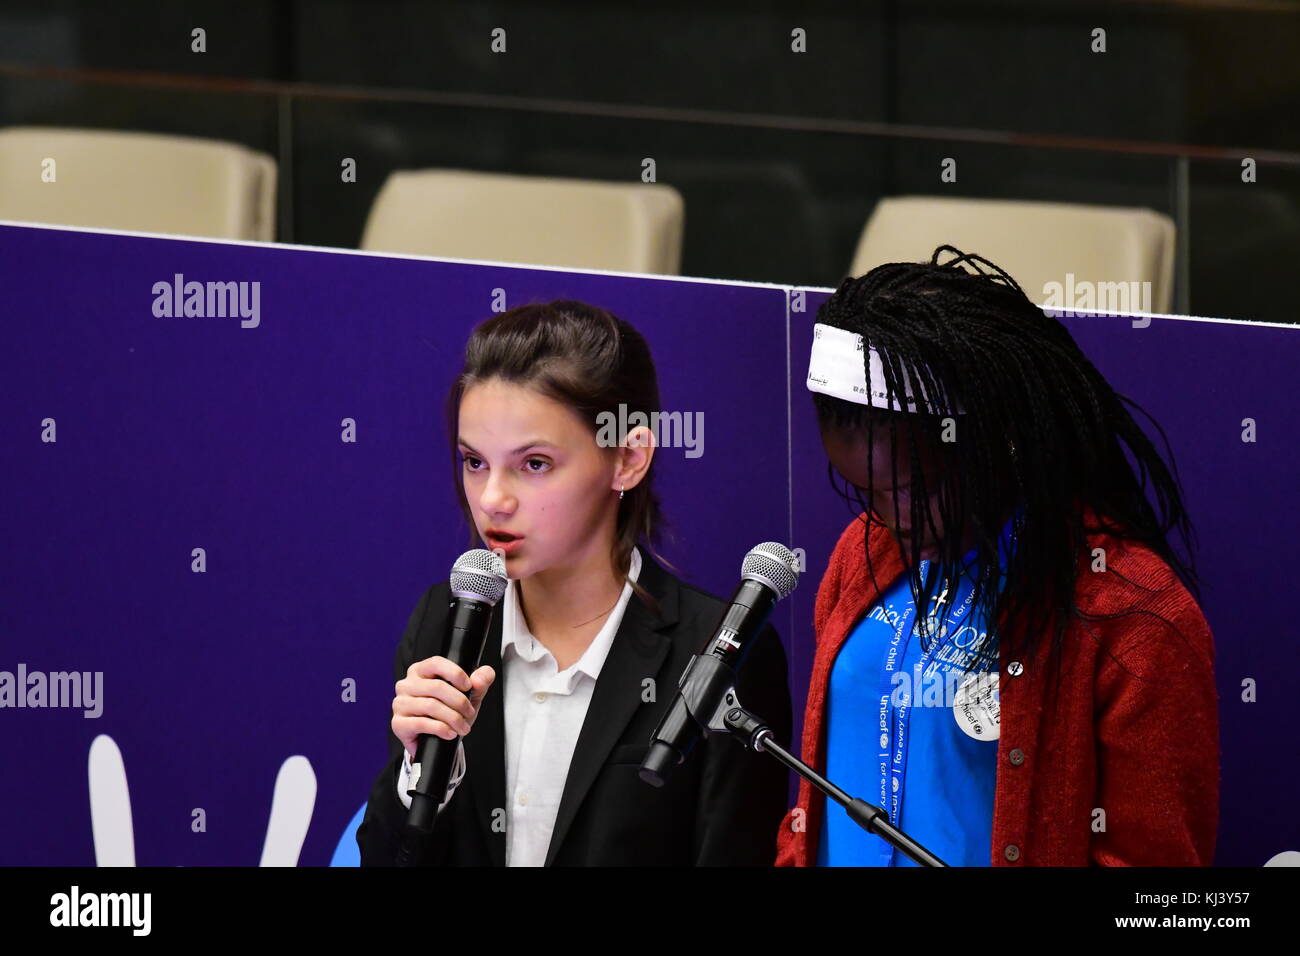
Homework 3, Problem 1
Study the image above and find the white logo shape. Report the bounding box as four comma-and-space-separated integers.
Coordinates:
88, 734, 316, 866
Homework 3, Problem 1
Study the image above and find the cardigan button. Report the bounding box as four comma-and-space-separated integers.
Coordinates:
1007, 661, 1023, 676
1009, 748, 1025, 766
1004, 844, 1020, 862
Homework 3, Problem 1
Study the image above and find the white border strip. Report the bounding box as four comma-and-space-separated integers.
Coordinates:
5, 220, 1293, 331
0, 218, 792, 291
785, 285, 1299, 331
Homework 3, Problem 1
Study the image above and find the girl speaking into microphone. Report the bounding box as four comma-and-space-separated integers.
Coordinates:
357, 300, 792, 866
778, 247, 1218, 867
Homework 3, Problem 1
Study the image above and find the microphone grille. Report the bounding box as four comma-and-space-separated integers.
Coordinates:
741, 542, 800, 600
450, 549, 509, 605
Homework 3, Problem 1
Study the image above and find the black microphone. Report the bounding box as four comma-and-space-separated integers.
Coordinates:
640, 542, 799, 787
404, 548, 508, 835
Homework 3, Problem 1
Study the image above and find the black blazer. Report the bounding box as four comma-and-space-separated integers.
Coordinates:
356, 552, 793, 866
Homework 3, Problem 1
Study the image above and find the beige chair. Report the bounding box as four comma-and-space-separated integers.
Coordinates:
0, 126, 276, 241
850, 196, 1176, 314
361, 169, 685, 275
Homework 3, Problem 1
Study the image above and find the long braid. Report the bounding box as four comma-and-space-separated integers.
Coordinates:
813, 245, 1201, 703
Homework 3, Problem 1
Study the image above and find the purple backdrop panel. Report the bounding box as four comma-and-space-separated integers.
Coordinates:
789, 288, 1300, 867
5, 219, 1291, 868
0, 223, 790, 865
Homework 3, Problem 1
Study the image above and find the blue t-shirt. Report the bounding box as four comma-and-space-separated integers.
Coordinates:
817, 521, 1014, 867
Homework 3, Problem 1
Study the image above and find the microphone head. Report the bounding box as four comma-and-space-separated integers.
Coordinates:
449, 549, 509, 605
741, 542, 800, 600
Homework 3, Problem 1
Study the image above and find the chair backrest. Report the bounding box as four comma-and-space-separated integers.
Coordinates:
360, 169, 684, 275
850, 196, 1176, 314
0, 126, 276, 241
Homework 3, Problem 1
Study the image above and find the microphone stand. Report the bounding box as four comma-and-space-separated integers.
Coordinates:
687, 661, 948, 868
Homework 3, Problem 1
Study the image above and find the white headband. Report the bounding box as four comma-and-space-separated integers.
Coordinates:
806, 323, 963, 415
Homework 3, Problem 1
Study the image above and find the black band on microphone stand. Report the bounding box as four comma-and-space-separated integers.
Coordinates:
640, 577, 780, 786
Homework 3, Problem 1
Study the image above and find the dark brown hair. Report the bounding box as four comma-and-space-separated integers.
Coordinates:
446, 300, 675, 614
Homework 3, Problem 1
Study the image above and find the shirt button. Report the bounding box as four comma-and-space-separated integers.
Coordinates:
517, 791, 529, 806
533, 692, 547, 703
1004, 844, 1020, 862
1007, 661, 1023, 677
1009, 748, 1025, 766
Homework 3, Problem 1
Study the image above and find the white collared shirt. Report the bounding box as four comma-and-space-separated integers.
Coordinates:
397, 547, 642, 866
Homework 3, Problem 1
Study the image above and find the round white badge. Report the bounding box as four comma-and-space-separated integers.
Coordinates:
952, 672, 1001, 741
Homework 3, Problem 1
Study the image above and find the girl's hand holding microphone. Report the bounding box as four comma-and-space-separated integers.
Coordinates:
392, 656, 497, 756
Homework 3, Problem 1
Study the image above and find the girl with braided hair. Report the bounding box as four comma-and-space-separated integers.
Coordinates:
777, 246, 1218, 866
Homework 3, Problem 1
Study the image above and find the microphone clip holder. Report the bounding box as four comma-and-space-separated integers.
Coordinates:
719, 700, 948, 868
660, 658, 945, 865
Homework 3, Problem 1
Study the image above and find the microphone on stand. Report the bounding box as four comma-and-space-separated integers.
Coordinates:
640, 542, 799, 787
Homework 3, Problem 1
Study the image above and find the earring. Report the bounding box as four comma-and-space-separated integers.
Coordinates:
618, 484, 625, 500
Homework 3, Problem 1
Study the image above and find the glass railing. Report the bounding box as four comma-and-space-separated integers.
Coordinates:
2, 62, 1297, 324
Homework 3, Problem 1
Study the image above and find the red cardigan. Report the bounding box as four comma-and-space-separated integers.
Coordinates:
775, 510, 1220, 866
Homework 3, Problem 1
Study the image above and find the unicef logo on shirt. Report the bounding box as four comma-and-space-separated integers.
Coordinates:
952, 672, 1001, 740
